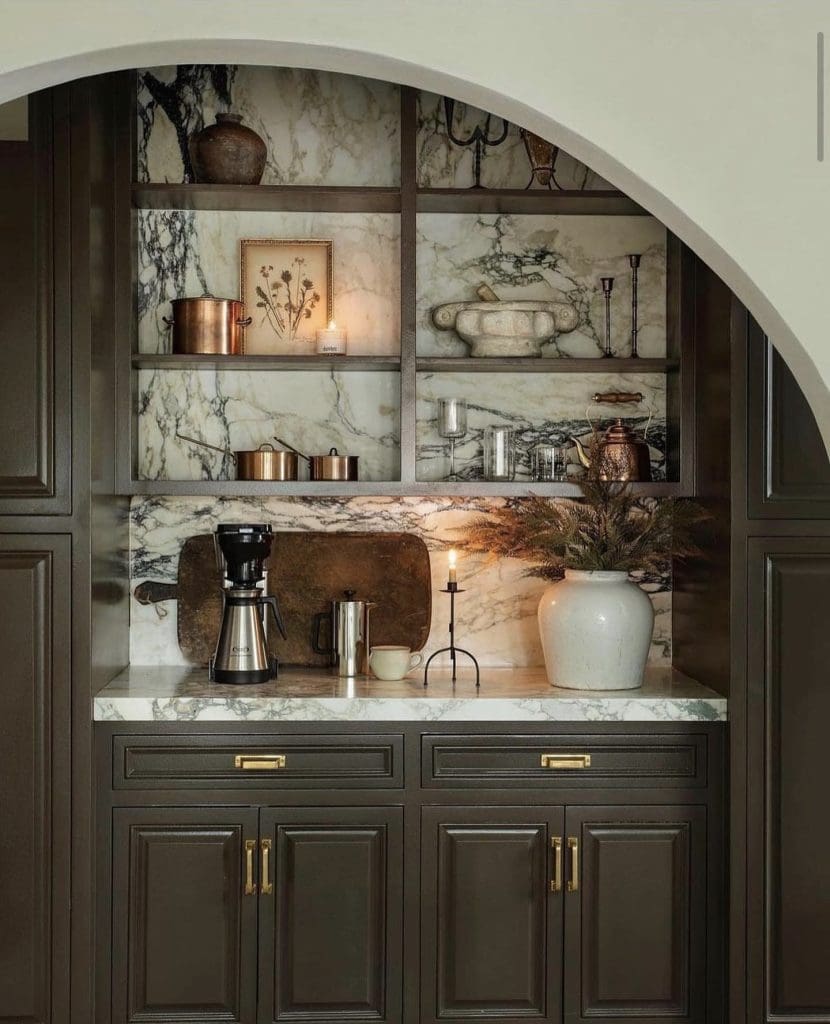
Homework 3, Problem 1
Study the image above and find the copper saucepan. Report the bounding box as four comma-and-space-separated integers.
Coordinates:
274, 437, 360, 482
177, 434, 298, 481
163, 297, 252, 355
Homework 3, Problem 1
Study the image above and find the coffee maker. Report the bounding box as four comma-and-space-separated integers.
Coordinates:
209, 524, 287, 684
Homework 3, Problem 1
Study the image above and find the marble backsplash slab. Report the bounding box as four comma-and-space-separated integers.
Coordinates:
138, 369, 400, 481
416, 91, 611, 191
417, 214, 666, 358
129, 496, 671, 670
416, 372, 666, 482
138, 209, 401, 356
138, 66, 401, 186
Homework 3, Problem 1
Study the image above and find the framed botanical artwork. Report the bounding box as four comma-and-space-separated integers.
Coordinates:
240, 238, 333, 354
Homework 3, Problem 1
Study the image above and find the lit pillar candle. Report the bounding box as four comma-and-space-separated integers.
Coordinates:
448, 549, 458, 585
316, 319, 348, 355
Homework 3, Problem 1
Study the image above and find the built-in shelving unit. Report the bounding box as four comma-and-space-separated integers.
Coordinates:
117, 76, 695, 499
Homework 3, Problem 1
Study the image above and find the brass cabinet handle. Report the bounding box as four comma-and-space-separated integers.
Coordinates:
244, 839, 256, 895
550, 836, 562, 893
260, 839, 273, 896
540, 753, 591, 769
567, 836, 579, 892
234, 754, 286, 770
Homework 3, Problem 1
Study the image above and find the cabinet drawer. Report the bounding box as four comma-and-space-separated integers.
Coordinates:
113, 734, 403, 789
422, 734, 707, 788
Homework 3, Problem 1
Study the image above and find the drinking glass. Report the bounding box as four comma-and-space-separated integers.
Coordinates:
484, 426, 517, 481
437, 398, 468, 481
532, 443, 567, 482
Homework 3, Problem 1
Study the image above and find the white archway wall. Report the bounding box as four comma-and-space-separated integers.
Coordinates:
2, 0, 827, 445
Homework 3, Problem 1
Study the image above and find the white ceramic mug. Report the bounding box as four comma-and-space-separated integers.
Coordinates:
369, 645, 424, 681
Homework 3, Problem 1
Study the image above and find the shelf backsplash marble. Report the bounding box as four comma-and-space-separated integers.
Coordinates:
137, 369, 401, 482
129, 496, 672, 669
417, 214, 666, 358
416, 91, 612, 191
416, 372, 666, 482
137, 66, 401, 186
138, 209, 400, 356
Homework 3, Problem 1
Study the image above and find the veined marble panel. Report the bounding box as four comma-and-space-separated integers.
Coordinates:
137, 369, 400, 481
416, 91, 612, 191
94, 667, 725, 723
138, 210, 400, 356
416, 372, 666, 482
129, 496, 671, 670
417, 214, 666, 358
138, 66, 400, 186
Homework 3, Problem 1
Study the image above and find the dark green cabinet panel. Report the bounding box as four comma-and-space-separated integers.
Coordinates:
0, 536, 70, 1024
563, 806, 706, 1024
111, 808, 259, 1024
421, 806, 564, 1024
258, 807, 402, 1024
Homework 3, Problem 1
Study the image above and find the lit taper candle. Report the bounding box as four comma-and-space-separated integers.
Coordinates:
448, 548, 458, 585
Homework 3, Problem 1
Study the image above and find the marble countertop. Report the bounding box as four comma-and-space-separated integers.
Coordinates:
93, 665, 727, 723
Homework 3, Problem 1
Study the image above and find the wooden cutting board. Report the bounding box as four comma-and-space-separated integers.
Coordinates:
171, 531, 432, 667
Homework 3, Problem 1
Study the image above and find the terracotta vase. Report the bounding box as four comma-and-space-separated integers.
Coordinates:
188, 113, 267, 185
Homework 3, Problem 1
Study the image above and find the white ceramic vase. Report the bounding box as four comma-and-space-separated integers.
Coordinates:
537, 570, 654, 690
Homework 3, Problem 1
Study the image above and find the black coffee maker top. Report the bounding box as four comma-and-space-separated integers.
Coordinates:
216, 523, 274, 586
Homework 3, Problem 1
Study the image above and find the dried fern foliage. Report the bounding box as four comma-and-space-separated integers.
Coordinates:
461, 473, 710, 582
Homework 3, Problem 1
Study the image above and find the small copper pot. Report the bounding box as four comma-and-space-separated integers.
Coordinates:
163, 297, 252, 355
309, 448, 360, 482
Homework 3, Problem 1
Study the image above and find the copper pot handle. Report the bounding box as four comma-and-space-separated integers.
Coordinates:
176, 431, 238, 463
162, 315, 174, 329
236, 316, 253, 327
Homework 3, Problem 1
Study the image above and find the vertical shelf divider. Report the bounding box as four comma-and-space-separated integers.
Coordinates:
398, 87, 418, 487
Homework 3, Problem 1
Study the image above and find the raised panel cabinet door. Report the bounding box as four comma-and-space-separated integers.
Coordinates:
563, 806, 706, 1024
111, 807, 259, 1024
0, 93, 71, 514
0, 536, 70, 1024
746, 324, 830, 518
258, 807, 403, 1024
421, 806, 564, 1024
747, 542, 830, 1023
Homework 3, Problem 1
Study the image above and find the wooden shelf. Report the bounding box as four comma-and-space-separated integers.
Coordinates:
416, 188, 648, 216
416, 357, 678, 374
131, 182, 402, 214
127, 479, 686, 498
132, 354, 401, 372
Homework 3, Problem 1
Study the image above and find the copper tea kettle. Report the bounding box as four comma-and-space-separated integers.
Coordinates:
570, 393, 652, 482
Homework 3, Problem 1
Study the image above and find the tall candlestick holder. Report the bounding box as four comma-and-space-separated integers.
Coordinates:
628, 254, 641, 358
423, 582, 480, 688
600, 276, 615, 358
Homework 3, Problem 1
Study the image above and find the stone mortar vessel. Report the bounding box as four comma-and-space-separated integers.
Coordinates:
431, 299, 579, 357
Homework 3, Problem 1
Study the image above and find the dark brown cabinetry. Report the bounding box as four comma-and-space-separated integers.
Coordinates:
0, 93, 70, 514
110, 804, 402, 1024
0, 535, 70, 1024
421, 804, 708, 1024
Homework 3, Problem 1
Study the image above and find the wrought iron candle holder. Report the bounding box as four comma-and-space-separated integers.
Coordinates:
443, 96, 509, 189
423, 582, 480, 688
600, 276, 615, 358
628, 254, 641, 358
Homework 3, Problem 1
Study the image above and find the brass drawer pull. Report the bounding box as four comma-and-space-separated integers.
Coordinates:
234, 754, 286, 770
244, 839, 256, 895
567, 836, 579, 892
540, 753, 592, 770
550, 836, 562, 893
260, 838, 273, 896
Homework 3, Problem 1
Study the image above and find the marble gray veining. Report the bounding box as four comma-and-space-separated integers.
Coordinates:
138, 209, 401, 355
138, 66, 400, 186
129, 496, 672, 670
416, 91, 612, 191
416, 372, 666, 482
94, 666, 726, 723
417, 214, 666, 358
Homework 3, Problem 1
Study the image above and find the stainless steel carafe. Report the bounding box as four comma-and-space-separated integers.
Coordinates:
212, 588, 285, 684
313, 590, 373, 676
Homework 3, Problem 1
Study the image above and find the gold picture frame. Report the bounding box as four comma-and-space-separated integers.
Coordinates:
240, 238, 333, 354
